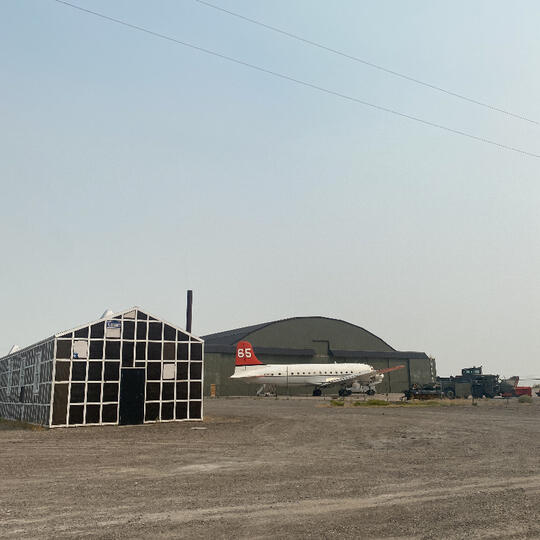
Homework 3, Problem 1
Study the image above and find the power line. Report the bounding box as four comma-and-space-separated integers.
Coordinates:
52, 0, 539, 159
195, 0, 538, 126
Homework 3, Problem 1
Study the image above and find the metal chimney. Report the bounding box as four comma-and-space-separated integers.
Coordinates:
186, 290, 193, 333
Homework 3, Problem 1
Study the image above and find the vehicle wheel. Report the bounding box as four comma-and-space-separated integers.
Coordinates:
338, 388, 345, 397
346, 389, 353, 396
367, 389, 376, 396
445, 389, 455, 399
472, 385, 483, 399
312, 388, 322, 397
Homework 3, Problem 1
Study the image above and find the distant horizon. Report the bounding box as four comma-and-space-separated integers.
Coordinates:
1, 302, 536, 380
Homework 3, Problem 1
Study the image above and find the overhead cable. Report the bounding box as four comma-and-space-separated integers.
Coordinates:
195, 0, 538, 126
52, 0, 539, 158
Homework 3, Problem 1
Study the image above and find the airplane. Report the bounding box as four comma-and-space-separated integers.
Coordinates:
230, 340, 404, 396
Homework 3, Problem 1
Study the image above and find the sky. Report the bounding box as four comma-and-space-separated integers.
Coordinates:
1, 0, 539, 378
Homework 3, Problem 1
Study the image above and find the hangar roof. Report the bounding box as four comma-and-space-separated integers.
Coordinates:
332, 350, 429, 360
203, 321, 272, 346
203, 316, 396, 352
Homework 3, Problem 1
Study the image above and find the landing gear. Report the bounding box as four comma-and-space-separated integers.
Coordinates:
366, 388, 376, 396
338, 388, 352, 397
256, 384, 277, 397
312, 388, 322, 397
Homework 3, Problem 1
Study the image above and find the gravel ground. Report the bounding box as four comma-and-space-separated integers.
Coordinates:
0, 396, 539, 539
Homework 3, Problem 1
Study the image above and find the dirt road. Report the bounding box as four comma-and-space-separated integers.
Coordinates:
1, 397, 539, 539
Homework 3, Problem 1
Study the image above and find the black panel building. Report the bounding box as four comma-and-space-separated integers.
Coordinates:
0, 307, 204, 427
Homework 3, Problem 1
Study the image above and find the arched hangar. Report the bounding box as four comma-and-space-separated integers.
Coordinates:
203, 316, 435, 396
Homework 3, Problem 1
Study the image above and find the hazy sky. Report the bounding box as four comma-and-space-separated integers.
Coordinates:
2, 0, 539, 377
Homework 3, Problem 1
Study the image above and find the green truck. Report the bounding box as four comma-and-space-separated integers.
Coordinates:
437, 366, 510, 399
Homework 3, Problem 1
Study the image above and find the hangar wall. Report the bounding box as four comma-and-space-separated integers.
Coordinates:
203, 317, 435, 396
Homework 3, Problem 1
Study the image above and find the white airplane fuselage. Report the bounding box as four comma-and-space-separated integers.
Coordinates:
231, 362, 377, 387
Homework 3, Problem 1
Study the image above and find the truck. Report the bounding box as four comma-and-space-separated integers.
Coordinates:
438, 366, 501, 399
406, 367, 533, 400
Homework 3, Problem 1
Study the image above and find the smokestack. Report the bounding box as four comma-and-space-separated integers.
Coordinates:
186, 290, 193, 333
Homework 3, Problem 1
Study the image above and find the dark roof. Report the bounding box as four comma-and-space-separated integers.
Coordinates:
202, 321, 271, 346
202, 316, 395, 350
205, 344, 315, 356
331, 350, 429, 360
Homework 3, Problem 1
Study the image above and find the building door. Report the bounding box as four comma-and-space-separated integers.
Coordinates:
119, 368, 145, 425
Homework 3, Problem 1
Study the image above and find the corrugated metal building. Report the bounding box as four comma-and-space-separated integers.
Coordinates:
203, 316, 435, 396
0, 307, 203, 427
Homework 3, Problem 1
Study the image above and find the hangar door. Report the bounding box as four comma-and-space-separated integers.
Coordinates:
119, 369, 145, 425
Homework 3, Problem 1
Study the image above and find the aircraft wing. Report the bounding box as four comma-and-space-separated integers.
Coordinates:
317, 365, 405, 389
318, 372, 370, 388
377, 365, 405, 375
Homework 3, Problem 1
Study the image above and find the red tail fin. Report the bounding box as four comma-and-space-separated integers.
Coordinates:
235, 341, 263, 366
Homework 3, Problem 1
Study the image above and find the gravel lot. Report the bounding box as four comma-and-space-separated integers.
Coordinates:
1, 396, 539, 539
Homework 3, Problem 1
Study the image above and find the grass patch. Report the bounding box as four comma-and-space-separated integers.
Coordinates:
352, 399, 472, 408
330, 399, 345, 407
518, 395, 533, 404
353, 399, 445, 407
327, 397, 474, 409
353, 399, 390, 407
403, 399, 475, 407
404, 400, 446, 406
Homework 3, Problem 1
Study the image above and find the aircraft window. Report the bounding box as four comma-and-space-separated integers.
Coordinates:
278, 373, 281, 376
302, 372, 305, 375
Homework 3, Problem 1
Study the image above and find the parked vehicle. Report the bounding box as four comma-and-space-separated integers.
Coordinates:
407, 368, 535, 400
438, 366, 500, 399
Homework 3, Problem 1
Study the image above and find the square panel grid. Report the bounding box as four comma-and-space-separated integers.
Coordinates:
51, 309, 203, 427
0, 339, 54, 426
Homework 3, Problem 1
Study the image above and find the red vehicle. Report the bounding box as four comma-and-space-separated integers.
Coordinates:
515, 386, 532, 397
500, 376, 532, 397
